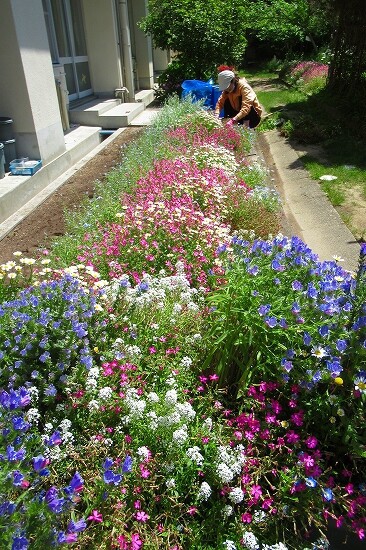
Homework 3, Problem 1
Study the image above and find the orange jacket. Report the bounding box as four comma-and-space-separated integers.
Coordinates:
215, 78, 262, 121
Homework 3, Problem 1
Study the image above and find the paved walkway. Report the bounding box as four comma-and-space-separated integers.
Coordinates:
256, 130, 361, 273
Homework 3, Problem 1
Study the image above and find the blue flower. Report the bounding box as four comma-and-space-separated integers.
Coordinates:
103, 469, 122, 485
67, 518, 87, 533
11, 535, 29, 550
305, 477, 318, 488
122, 455, 133, 473
33, 455, 49, 472
322, 488, 334, 502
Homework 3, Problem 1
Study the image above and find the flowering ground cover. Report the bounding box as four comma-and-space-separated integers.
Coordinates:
0, 98, 365, 550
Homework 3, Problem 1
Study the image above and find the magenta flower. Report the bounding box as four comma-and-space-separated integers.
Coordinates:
135, 510, 149, 522
87, 510, 103, 522
306, 436, 318, 449
241, 512, 252, 523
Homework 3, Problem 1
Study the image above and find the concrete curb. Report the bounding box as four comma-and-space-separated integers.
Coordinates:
256, 130, 360, 273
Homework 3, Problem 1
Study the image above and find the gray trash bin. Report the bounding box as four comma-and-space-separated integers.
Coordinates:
0, 143, 5, 179
0, 117, 14, 141
0, 139, 16, 172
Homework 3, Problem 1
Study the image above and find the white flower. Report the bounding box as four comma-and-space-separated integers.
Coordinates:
59, 419, 72, 431
186, 446, 204, 466
180, 356, 193, 368
166, 478, 176, 488
172, 425, 188, 445
88, 367, 100, 379
197, 481, 212, 501
26, 408, 41, 424
88, 400, 100, 411
137, 446, 151, 461
165, 389, 178, 406
203, 417, 213, 431
228, 487, 244, 503
222, 505, 233, 517
223, 541, 236, 550
175, 402, 196, 421
98, 386, 113, 400
217, 463, 234, 483
85, 377, 98, 390
242, 531, 259, 550
146, 392, 159, 403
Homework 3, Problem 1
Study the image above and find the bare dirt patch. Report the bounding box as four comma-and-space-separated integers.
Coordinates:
0, 127, 143, 265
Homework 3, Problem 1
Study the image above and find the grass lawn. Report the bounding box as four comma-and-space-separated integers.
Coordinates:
243, 66, 366, 240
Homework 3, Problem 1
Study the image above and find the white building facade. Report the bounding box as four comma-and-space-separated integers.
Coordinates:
0, 0, 166, 166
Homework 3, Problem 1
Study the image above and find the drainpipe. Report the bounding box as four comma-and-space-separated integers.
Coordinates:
115, 0, 135, 101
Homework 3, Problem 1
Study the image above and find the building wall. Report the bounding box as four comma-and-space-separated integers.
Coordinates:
0, 0, 65, 163
82, 0, 123, 97
130, 0, 154, 90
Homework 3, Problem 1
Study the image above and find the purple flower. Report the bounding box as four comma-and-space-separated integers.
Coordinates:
11, 535, 29, 550
258, 304, 271, 316
47, 431, 62, 446
68, 471, 84, 493
13, 471, 25, 486
6, 445, 26, 462
103, 458, 114, 470
67, 518, 87, 533
265, 316, 277, 328
103, 470, 122, 486
33, 455, 49, 472
122, 455, 133, 473
291, 280, 303, 291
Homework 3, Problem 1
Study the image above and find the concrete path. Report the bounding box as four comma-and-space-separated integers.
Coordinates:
256, 130, 361, 273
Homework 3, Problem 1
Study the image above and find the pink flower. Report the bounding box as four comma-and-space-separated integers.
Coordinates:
135, 511, 149, 522
250, 484, 262, 499
187, 506, 197, 515
241, 512, 252, 523
306, 436, 318, 449
87, 510, 103, 522
131, 533, 143, 549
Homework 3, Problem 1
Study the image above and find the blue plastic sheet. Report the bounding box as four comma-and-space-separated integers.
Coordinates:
181, 80, 213, 108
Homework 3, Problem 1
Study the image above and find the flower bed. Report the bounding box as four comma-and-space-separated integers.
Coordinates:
0, 98, 364, 549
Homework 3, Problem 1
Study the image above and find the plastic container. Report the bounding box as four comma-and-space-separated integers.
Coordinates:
0, 117, 14, 141
0, 139, 16, 172
0, 143, 5, 179
9, 158, 42, 176
181, 80, 213, 108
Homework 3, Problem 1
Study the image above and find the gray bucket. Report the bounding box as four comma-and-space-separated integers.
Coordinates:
0, 143, 5, 179
0, 139, 16, 172
0, 117, 14, 141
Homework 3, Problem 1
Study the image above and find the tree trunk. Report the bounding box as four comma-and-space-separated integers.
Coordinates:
328, 0, 366, 96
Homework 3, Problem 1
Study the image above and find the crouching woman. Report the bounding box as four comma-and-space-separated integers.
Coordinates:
215, 67, 262, 129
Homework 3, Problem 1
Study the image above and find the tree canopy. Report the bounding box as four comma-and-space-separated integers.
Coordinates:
139, 0, 248, 79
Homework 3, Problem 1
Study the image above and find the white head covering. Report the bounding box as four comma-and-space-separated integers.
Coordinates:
218, 70, 235, 91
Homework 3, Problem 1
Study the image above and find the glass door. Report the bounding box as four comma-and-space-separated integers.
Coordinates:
47, 0, 92, 101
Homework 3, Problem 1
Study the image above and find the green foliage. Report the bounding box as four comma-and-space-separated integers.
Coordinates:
140, 0, 248, 97
245, 0, 333, 56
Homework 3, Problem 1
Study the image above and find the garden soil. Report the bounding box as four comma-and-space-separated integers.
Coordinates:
0, 127, 143, 265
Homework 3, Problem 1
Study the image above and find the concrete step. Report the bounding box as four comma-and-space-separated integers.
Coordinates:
130, 108, 160, 126
69, 98, 120, 126
135, 89, 155, 107
99, 102, 144, 128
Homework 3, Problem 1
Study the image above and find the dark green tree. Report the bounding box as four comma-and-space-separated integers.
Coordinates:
139, 0, 248, 84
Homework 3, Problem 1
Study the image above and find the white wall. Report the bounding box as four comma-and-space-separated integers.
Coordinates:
82, 0, 123, 96
0, 0, 65, 163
